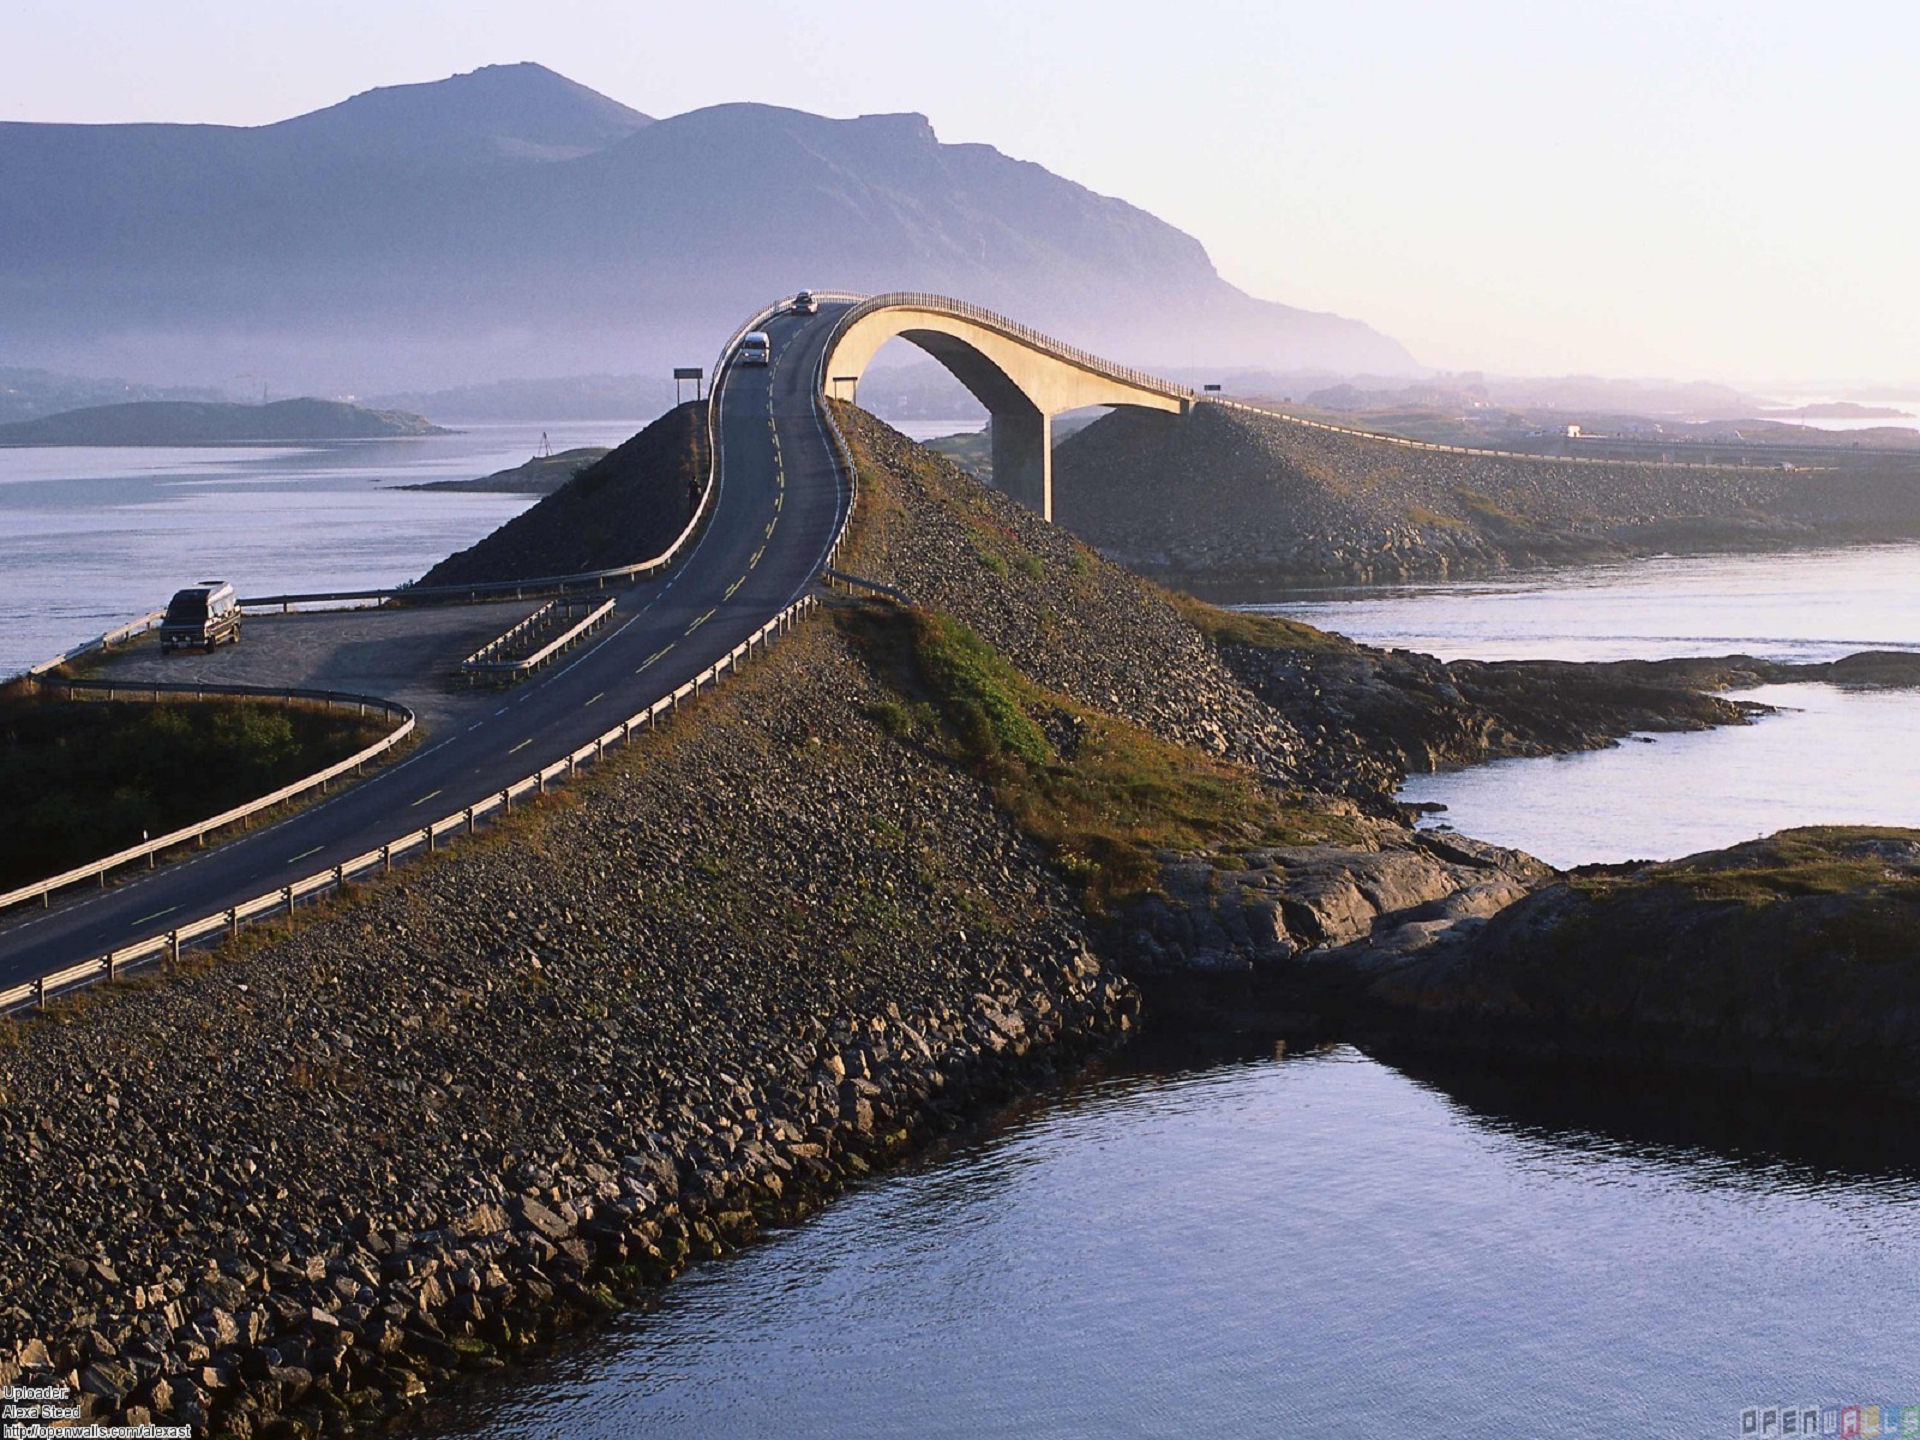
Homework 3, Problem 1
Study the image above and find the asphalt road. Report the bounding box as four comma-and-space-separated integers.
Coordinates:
0, 302, 854, 991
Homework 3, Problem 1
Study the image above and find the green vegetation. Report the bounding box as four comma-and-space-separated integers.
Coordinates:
1574, 827, 1920, 907
0, 690, 386, 890
1169, 591, 1353, 653
840, 605, 1357, 911
1402, 503, 1467, 530
904, 612, 1052, 766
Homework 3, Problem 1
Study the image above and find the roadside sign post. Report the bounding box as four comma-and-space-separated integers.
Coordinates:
674, 367, 704, 404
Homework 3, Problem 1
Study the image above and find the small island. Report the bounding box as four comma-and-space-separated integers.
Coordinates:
1756, 400, 1914, 421
0, 397, 447, 446
401, 445, 609, 493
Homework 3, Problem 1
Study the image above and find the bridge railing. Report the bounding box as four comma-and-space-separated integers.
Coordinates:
825, 292, 1195, 403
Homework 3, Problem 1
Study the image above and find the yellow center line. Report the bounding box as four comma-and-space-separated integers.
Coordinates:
584, 691, 604, 707
724, 576, 745, 599
750, 544, 765, 568
765, 518, 777, 539
637, 645, 674, 673
686, 608, 716, 635
774, 492, 783, 511
508, 738, 532, 755
410, 789, 443, 808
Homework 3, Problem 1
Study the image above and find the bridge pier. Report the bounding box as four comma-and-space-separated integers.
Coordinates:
991, 404, 1053, 521
820, 297, 1190, 526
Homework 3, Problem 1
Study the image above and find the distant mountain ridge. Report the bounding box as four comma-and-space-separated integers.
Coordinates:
0, 64, 1415, 390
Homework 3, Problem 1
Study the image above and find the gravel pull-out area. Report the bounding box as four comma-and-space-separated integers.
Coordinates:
85, 601, 542, 736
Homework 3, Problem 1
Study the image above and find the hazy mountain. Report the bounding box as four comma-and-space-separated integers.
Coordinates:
0, 63, 1414, 391
0, 365, 226, 424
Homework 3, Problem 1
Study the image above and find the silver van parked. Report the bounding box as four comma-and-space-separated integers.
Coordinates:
160, 581, 243, 653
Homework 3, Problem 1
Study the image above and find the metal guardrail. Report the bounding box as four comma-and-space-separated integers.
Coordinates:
460, 598, 616, 678
0, 296, 849, 1019
823, 568, 915, 607
24, 611, 167, 678
0, 677, 415, 916
1200, 396, 1748, 470
0, 598, 817, 1017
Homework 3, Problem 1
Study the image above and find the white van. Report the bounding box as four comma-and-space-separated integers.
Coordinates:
740, 332, 772, 366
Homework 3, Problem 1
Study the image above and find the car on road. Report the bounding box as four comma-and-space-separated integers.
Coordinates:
792, 291, 819, 315
740, 331, 772, 366
159, 581, 243, 653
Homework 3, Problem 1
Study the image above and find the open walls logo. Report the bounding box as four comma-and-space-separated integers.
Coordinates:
1740, 1404, 1920, 1437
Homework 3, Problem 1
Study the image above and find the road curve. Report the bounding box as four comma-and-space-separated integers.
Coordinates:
0, 302, 857, 992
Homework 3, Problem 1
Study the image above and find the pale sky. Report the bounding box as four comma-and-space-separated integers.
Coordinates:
6, 0, 1915, 385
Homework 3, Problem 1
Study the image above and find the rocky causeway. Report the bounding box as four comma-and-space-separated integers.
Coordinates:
1, 407, 1911, 1437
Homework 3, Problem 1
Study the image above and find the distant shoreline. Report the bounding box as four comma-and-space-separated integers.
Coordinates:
0, 398, 447, 447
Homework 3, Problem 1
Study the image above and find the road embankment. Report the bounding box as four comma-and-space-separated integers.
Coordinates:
417, 403, 703, 587
1049, 403, 1920, 588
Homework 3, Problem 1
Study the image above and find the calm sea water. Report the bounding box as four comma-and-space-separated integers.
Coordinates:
1255, 542, 1920, 866
420, 1043, 1920, 1440
0, 421, 652, 678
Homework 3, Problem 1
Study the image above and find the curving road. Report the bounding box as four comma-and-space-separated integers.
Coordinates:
0, 302, 857, 992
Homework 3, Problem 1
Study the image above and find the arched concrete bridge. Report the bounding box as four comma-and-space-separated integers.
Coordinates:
818, 292, 1193, 521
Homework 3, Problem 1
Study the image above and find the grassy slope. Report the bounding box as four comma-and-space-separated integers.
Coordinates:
832, 403, 1378, 910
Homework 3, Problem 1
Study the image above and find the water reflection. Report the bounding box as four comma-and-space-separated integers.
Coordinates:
1366, 1040, 1920, 1198
415, 1040, 1920, 1440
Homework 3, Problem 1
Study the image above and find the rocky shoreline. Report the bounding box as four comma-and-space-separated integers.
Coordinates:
1358, 826, 1920, 1104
